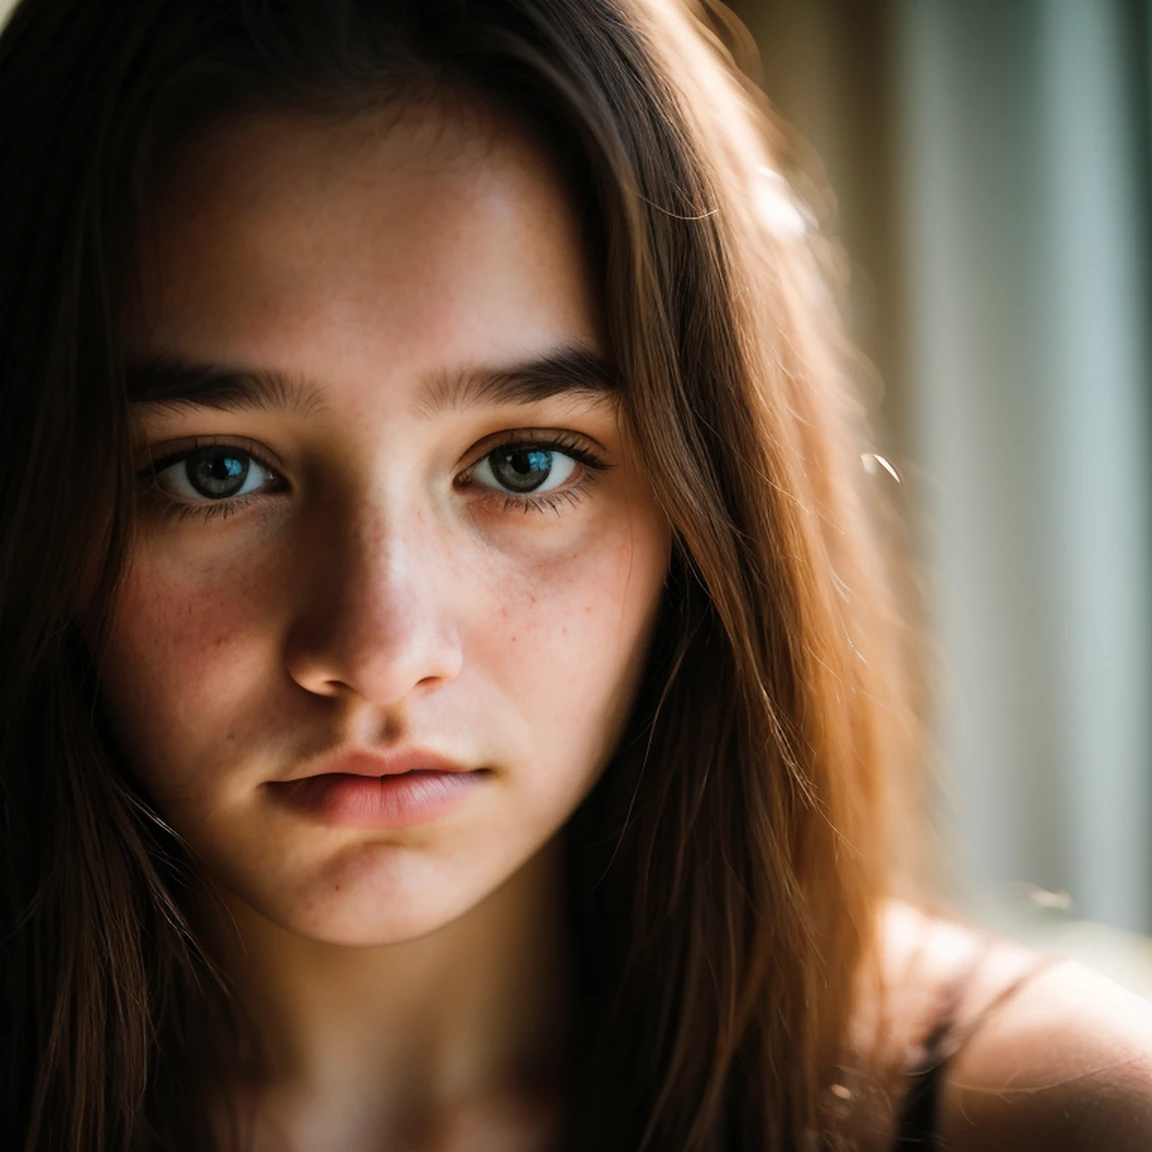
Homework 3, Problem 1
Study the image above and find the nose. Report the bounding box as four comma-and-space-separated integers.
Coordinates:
284, 501, 464, 707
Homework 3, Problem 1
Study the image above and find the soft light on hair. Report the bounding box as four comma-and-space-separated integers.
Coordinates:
0, 2, 926, 1149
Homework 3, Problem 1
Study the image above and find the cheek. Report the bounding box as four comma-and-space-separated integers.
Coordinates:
99, 548, 278, 789
484, 512, 669, 765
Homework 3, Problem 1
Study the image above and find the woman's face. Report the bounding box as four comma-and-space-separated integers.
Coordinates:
101, 103, 671, 946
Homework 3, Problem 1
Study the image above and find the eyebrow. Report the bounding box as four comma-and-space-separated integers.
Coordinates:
125, 345, 620, 419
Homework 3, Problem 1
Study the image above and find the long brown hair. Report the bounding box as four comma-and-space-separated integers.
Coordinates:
0, 1, 919, 1148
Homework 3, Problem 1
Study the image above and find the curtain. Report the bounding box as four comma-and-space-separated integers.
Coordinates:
737, 0, 1152, 935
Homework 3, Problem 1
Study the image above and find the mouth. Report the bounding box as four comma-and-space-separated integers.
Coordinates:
284, 747, 478, 781
267, 748, 491, 829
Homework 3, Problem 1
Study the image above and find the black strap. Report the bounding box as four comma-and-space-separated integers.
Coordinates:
891, 1009, 952, 1149
890, 947, 1066, 1150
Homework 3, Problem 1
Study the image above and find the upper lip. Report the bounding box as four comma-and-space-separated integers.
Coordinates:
281, 747, 477, 782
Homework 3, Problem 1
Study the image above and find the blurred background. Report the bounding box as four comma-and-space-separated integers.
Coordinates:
2, 0, 1149, 982
726, 0, 1152, 990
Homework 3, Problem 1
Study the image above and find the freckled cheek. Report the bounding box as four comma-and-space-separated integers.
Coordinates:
487, 525, 667, 738
100, 550, 279, 781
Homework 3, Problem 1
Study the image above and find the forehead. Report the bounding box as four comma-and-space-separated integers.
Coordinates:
126, 101, 602, 390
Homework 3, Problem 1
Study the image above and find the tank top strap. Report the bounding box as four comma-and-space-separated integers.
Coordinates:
890, 940, 1065, 1149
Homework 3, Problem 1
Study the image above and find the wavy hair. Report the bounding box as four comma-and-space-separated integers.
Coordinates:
0, 1, 921, 1148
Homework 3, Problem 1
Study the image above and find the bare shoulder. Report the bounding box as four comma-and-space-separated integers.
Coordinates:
940, 942, 1152, 1151
873, 900, 1152, 1152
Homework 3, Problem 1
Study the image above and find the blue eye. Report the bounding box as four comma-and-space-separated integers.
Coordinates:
473, 446, 577, 495
150, 444, 281, 504
137, 432, 612, 526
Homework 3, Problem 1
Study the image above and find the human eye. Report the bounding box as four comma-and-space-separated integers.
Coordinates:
457, 430, 611, 516
137, 436, 287, 523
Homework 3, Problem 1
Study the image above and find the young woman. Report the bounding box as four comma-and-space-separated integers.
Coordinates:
1, 1, 1149, 1149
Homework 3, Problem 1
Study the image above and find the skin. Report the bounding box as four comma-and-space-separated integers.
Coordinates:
99, 102, 671, 1151
862, 903, 1152, 1152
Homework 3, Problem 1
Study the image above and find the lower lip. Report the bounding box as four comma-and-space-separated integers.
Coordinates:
272, 770, 489, 829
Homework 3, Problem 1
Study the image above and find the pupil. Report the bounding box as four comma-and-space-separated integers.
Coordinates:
188, 451, 249, 498
492, 448, 552, 493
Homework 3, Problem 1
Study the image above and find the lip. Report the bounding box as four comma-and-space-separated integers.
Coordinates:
268, 747, 489, 829
283, 747, 476, 782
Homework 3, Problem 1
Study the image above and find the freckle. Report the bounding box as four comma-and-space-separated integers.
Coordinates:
584, 606, 591, 614
335, 884, 341, 891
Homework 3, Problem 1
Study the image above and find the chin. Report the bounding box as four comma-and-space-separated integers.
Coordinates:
231, 854, 497, 949
284, 908, 459, 949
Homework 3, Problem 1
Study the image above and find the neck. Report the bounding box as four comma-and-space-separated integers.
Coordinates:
200, 838, 571, 1151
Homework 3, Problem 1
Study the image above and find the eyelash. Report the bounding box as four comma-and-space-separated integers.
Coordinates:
136, 432, 610, 525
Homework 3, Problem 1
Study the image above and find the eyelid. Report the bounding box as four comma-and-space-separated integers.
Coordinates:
137, 433, 288, 481
137, 429, 604, 480
137, 438, 288, 520
133, 427, 612, 524
457, 427, 608, 476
